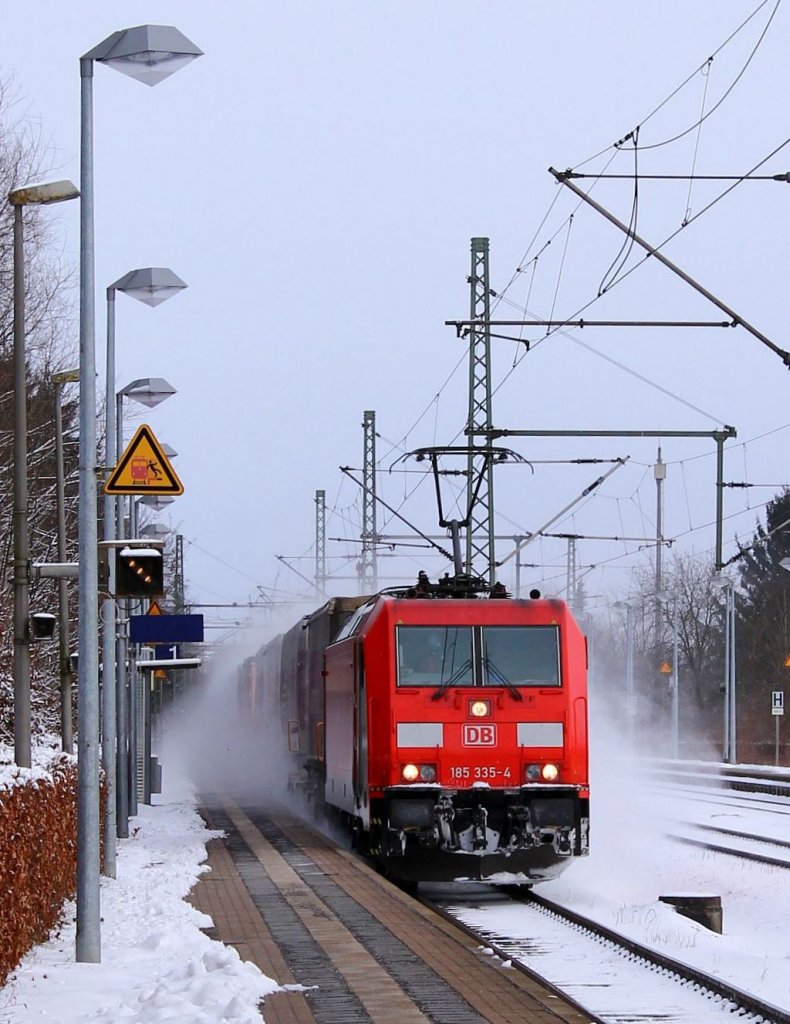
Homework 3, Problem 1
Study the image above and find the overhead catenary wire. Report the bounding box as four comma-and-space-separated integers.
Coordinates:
568, 0, 780, 169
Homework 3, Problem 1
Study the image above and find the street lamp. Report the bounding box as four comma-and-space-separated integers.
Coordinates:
656, 591, 680, 758
115, 378, 176, 833
52, 368, 80, 755
8, 179, 79, 769
139, 495, 176, 512
103, 271, 185, 868
77, 23, 201, 964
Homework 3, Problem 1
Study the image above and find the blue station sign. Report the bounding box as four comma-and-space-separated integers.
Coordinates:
129, 613, 204, 645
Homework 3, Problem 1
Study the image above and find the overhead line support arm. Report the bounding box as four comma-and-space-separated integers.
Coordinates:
549, 166, 790, 369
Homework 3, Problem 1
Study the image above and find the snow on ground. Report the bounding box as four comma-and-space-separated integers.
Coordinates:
0, 753, 281, 1024
3, 706, 790, 1021
452, 740, 790, 1015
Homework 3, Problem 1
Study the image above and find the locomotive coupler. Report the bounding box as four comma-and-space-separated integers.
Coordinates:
436, 795, 458, 850
385, 827, 406, 858
471, 804, 488, 851
418, 826, 439, 849
506, 806, 535, 850
553, 828, 573, 855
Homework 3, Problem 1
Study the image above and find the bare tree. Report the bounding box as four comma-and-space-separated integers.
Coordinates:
0, 75, 79, 741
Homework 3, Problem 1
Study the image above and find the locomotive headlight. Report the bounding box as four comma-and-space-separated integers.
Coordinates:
419, 764, 437, 782
402, 763, 420, 782
469, 699, 491, 718
541, 763, 560, 782
525, 764, 541, 781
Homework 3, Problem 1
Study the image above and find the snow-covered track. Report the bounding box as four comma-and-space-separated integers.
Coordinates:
646, 758, 790, 798
425, 886, 790, 1024
668, 823, 790, 869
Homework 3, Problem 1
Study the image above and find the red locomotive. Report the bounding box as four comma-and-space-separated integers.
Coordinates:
239, 573, 590, 884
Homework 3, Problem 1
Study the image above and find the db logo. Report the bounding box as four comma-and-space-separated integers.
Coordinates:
462, 724, 497, 746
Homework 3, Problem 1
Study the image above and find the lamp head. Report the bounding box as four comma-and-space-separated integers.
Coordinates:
9, 179, 79, 206
52, 368, 80, 385
110, 267, 187, 307
84, 25, 203, 87
139, 495, 176, 511
119, 377, 176, 409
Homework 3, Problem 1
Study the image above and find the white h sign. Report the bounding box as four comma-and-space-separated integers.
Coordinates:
772, 691, 784, 716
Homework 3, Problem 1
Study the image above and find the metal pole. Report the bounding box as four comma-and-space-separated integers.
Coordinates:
715, 434, 725, 571
723, 584, 731, 762
671, 596, 679, 758
77, 55, 101, 964
115, 391, 130, 832
729, 586, 737, 763
654, 448, 664, 645
514, 536, 524, 598
776, 715, 780, 767
12, 205, 31, 768
54, 380, 74, 753
130, 497, 141, 813
101, 287, 117, 875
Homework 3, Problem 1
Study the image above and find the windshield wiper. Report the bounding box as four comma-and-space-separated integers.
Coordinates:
484, 657, 523, 701
430, 659, 473, 700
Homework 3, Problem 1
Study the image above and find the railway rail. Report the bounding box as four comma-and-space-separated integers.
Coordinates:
645, 758, 790, 798
427, 886, 790, 1024
668, 822, 790, 869
191, 761, 790, 1023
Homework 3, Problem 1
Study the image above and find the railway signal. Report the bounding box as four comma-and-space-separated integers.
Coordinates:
115, 546, 164, 598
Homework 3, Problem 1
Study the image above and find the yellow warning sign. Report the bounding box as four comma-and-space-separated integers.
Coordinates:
147, 601, 163, 616
104, 424, 183, 496
659, 660, 673, 675
784, 653, 790, 668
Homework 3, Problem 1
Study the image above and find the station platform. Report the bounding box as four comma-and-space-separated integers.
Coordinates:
190, 799, 592, 1024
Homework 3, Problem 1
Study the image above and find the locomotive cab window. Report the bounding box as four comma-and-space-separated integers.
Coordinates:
482, 626, 560, 687
397, 626, 473, 687
334, 599, 375, 641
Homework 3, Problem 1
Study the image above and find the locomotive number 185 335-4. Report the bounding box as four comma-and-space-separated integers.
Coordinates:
449, 766, 512, 780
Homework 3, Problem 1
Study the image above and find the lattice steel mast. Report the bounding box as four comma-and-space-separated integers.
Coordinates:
358, 410, 378, 593
466, 238, 495, 583
314, 489, 327, 597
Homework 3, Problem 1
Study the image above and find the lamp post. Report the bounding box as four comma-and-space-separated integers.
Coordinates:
77, 24, 201, 964
8, 179, 79, 769
52, 368, 80, 754
115, 378, 177, 834
138, 519, 174, 800
103, 270, 185, 869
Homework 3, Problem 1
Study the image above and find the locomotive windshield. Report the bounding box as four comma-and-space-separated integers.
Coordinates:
397, 626, 473, 687
397, 624, 560, 688
481, 626, 560, 687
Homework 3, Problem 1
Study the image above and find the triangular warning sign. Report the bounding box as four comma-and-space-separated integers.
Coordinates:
784, 653, 790, 668
147, 601, 163, 616
659, 660, 673, 675
104, 424, 183, 496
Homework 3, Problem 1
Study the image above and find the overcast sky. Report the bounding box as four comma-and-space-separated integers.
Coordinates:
2, 2, 788, 640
